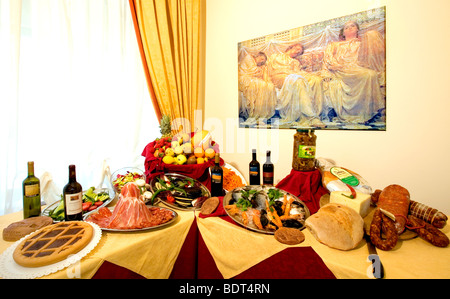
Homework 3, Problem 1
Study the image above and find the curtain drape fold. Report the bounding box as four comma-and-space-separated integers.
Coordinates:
129, 0, 202, 133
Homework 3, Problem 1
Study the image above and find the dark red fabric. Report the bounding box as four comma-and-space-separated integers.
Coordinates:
196, 226, 336, 279
141, 140, 224, 190
92, 217, 336, 279
276, 169, 329, 215
169, 218, 198, 279
92, 261, 146, 279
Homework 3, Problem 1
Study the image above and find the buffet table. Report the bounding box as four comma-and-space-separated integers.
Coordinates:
1, 205, 449, 279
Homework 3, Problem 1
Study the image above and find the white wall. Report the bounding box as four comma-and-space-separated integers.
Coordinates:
204, 0, 450, 214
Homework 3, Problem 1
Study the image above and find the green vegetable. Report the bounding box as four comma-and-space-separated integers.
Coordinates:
82, 186, 110, 203
236, 197, 252, 211
267, 188, 283, 201
150, 188, 165, 205
49, 197, 65, 221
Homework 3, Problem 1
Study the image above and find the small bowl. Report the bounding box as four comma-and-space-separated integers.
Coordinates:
110, 167, 146, 194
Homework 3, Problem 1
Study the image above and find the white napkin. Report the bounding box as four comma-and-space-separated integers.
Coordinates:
39, 171, 61, 205
97, 160, 112, 189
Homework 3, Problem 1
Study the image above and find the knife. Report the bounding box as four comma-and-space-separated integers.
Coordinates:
364, 234, 385, 279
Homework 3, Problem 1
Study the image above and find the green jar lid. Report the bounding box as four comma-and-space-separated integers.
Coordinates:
296, 128, 314, 133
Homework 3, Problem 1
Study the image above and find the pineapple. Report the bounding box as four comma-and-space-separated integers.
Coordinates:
159, 114, 173, 138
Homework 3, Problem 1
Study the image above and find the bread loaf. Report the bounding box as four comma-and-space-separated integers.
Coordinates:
274, 227, 305, 245
3, 216, 53, 242
305, 203, 364, 250
200, 197, 220, 215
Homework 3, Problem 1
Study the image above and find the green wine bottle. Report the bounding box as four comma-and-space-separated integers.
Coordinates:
22, 161, 41, 218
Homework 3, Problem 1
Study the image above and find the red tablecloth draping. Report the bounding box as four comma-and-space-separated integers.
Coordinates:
276, 168, 329, 215
141, 140, 224, 190
197, 196, 336, 279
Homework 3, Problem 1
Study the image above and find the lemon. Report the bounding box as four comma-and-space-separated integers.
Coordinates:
165, 147, 175, 157
182, 142, 194, 154
181, 133, 191, 143
194, 147, 205, 158
176, 154, 187, 165
174, 145, 184, 155
162, 155, 175, 164
204, 148, 215, 159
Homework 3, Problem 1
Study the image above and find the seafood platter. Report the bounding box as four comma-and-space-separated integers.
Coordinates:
223, 185, 310, 234
149, 173, 211, 210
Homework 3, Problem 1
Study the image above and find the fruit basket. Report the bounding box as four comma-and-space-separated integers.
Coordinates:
141, 122, 222, 191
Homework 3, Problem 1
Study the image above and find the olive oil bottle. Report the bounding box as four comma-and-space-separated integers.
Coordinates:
22, 161, 41, 218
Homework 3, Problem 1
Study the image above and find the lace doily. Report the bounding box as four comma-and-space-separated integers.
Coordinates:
0, 222, 102, 279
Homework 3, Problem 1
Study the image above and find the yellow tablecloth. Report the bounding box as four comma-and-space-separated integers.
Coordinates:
196, 212, 450, 279
0, 206, 196, 279
2, 205, 449, 279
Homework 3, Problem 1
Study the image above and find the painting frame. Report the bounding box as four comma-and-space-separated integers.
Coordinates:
237, 6, 386, 131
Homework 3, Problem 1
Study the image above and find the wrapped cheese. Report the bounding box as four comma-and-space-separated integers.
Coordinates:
316, 158, 372, 195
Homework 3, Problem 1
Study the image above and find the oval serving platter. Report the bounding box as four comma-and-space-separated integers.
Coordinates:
149, 173, 211, 211
41, 187, 115, 222
83, 205, 178, 232
223, 185, 310, 235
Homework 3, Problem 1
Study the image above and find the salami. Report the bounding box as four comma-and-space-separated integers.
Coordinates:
370, 209, 398, 251
407, 215, 449, 247
377, 185, 410, 234
409, 201, 448, 229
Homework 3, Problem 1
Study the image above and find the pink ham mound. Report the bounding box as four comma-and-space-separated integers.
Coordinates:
87, 182, 172, 230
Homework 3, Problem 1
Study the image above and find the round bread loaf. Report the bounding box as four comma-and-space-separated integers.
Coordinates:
274, 227, 305, 245
200, 197, 220, 215
3, 216, 53, 242
305, 203, 364, 250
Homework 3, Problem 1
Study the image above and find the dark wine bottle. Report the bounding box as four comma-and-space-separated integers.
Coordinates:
210, 153, 224, 196
263, 150, 274, 185
63, 165, 83, 221
249, 149, 260, 185
22, 161, 41, 219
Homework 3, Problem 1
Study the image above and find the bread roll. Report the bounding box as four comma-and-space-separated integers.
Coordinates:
305, 203, 364, 250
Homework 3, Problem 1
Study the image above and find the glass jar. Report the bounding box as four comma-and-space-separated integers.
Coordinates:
292, 129, 316, 171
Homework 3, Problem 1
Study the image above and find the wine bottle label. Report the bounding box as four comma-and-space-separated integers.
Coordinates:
249, 166, 259, 176
298, 145, 316, 159
64, 192, 82, 215
263, 172, 273, 178
211, 172, 223, 183
24, 184, 39, 197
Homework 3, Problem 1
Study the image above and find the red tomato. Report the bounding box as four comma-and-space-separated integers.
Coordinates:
166, 194, 175, 203
82, 202, 93, 211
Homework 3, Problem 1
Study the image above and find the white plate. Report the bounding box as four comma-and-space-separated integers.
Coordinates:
0, 222, 102, 279
223, 163, 247, 191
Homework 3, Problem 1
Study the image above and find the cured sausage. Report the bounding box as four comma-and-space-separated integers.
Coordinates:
407, 215, 449, 247
409, 201, 448, 229
377, 184, 410, 234
370, 209, 398, 251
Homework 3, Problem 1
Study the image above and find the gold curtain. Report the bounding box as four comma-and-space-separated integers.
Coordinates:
129, 0, 203, 132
